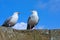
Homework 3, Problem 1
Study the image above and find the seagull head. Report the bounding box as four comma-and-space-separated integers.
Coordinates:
15, 12, 20, 14
14, 12, 20, 15
32, 10, 38, 15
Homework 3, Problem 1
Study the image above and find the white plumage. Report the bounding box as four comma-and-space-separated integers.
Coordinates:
27, 10, 39, 30
2, 12, 19, 27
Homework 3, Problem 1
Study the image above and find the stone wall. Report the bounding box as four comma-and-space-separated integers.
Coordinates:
0, 27, 60, 40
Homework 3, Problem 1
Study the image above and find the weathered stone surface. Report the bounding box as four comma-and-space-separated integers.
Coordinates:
1, 27, 60, 40
51, 30, 60, 40
0, 27, 49, 40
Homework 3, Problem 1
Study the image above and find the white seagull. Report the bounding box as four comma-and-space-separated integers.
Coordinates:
2, 12, 20, 27
27, 10, 39, 30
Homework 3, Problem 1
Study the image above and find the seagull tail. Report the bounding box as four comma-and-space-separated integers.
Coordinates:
2, 24, 6, 26
2, 24, 8, 27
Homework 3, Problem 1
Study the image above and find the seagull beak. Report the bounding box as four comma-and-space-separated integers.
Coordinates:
16, 12, 20, 15
30, 10, 33, 14
30, 10, 32, 12
18, 12, 20, 14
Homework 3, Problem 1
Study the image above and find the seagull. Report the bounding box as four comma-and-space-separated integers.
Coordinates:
2, 12, 20, 27
27, 10, 39, 30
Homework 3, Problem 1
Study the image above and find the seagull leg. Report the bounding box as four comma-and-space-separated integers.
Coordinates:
30, 25, 31, 30
9, 24, 10, 27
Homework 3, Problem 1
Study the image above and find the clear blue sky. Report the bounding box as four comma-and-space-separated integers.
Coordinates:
0, 0, 60, 29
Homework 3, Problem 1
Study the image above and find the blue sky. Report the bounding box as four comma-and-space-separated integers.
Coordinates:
0, 0, 60, 30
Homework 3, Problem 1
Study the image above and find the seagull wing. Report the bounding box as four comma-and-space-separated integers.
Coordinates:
2, 16, 12, 26
27, 15, 35, 29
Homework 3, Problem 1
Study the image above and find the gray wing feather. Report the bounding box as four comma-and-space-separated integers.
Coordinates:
2, 16, 12, 26
27, 16, 31, 23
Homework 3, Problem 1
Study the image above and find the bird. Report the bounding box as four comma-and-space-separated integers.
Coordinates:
2, 12, 20, 27
27, 10, 39, 30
